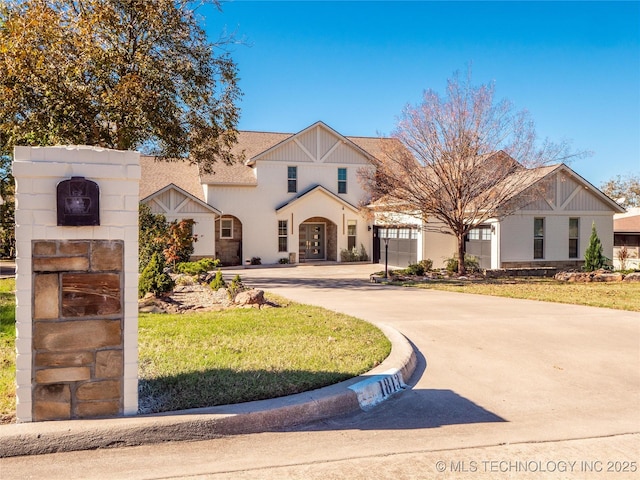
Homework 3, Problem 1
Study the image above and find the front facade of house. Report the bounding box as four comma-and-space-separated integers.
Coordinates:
140, 121, 624, 270
141, 122, 377, 265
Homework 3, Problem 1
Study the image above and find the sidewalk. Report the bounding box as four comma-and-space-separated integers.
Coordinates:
0, 322, 416, 458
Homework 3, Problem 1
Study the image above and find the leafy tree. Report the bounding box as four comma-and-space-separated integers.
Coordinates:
0, 155, 15, 258
0, 0, 242, 173
163, 219, 197, 266
138, 205, 197, 271
600, 174, 640, 208
362, 70, 580, 274
583, 222, 606, 272
138, 204, 168, 272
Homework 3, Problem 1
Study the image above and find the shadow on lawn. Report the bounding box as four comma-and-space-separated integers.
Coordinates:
138, 367, 355, 415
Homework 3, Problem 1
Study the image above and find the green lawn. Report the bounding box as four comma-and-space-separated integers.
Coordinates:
139, 297, 390, 413
407, 277, 640, 312
0, 279, 16, 422
0, 281, 390, 420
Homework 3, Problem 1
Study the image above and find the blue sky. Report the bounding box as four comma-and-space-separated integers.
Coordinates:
200, 1, 639, 188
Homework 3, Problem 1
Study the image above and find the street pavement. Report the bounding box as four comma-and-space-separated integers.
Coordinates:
2, 263, 639, 479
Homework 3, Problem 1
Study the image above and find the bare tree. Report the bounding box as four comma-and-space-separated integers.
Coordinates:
361, 71, 579, 274
600, 174, 640, 208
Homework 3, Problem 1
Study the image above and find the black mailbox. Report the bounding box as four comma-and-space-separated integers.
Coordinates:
57, 176, 100, 226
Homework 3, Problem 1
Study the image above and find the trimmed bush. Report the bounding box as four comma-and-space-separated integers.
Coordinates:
340, 244, 369, 262
227, 274, 244, 300
209, 270, 226, 291
139, 252, 174, 297
175, 258, 221, 275
446, 254, 480, 275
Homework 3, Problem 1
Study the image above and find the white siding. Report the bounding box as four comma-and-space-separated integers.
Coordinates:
422, 221, 457, 268
500, 212, 614, 263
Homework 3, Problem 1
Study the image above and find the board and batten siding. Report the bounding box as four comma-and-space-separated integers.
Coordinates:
500, 171, 616, 264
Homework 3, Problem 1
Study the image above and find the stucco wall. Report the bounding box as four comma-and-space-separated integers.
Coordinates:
206, 161, 373, 264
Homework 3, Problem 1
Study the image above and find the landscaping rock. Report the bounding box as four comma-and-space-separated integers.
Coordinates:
592, 271, 623, 282
623, 272, 640, 282
554, 269, 630, 283
555, 271, 591, 282
234, 289, 265, 306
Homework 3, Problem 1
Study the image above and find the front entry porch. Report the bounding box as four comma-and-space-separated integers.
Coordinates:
299, 217, 337, 262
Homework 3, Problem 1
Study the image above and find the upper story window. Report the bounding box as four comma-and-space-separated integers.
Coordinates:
534, 217, 544, 259
569, 218, 579, 258
288, 166, 297, 193
220, 218, 233, 239
338, 168, 347, 194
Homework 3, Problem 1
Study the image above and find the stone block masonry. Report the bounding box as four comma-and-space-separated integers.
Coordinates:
13, 145, 140, 422
32, 240, 124, 421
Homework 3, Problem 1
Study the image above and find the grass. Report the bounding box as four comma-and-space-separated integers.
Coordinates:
404, 276, 640, 312
0, 279, 16, 422
138, 296, 391, 413
1, 273, 637, 421
0, 281, 390, 420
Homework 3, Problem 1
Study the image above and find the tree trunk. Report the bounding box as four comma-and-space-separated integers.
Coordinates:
457, 234, 466, 276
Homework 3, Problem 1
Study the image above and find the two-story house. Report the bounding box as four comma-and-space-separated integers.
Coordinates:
141, 121, 380, 265
141, 121, 624, 269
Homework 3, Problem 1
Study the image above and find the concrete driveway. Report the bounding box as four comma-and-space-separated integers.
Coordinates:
230, 264, 640, 441
2, 263, 639, 478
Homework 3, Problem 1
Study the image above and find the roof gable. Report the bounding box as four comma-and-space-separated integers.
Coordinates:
276, 184, 360, 213
518, 165, 625, 213
248, 121, 374, 166
141, 183, 221, 216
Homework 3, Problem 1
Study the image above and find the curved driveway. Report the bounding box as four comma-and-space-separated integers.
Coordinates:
231, 264, 639, 442
3, 264, 639, 479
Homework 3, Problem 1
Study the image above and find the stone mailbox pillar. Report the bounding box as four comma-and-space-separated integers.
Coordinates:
13, 146, 140, 422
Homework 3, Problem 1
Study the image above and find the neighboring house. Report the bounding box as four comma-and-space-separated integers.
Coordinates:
613, 207, 640, 270
140, 121, 624, 270
141, 121, 383, 265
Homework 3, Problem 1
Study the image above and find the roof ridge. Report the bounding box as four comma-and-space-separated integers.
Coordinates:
239, 130, 293, 135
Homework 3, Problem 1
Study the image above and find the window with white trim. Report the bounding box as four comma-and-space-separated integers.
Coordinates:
288, 166, 297, 193
220, 218, 233, 239
338, 168, 347, 194
534, 218, 544, 259
278, 220, 288, 252
569, 218, 579, 258
347, 220, 356, 250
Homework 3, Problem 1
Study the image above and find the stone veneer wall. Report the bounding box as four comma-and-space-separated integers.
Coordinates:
32, 240, 124, 420
13, 146, 140, 422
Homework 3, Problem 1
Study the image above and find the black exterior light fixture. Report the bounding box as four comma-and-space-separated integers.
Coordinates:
57, 176, 100, 226
381, 229, 390, 279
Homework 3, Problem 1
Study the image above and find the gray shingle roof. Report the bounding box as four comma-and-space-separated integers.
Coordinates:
140, 156, 204, 200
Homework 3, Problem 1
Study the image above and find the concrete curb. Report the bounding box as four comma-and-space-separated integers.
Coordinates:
0, 323, 416, 458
